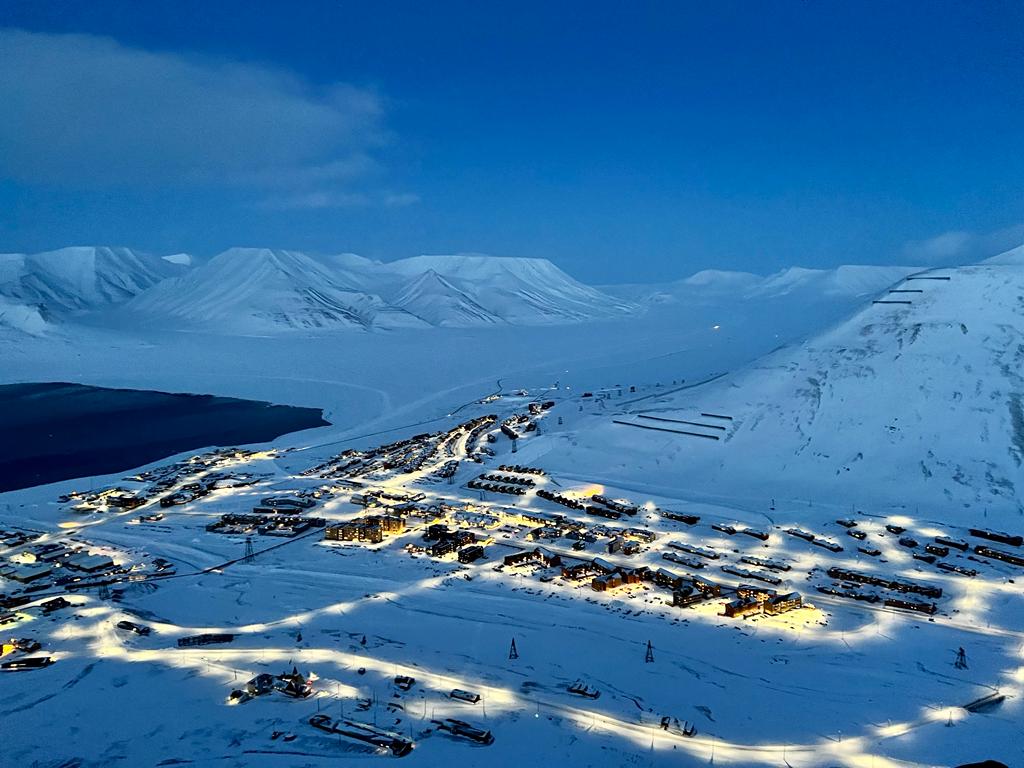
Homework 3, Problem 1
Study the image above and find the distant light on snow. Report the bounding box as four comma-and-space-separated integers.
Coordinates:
712, 324, 721, 331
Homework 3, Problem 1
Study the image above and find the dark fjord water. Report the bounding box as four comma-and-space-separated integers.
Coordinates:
1, 382, 330, 492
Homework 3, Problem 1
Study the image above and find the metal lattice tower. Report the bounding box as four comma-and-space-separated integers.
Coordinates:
509, 638, 519, 660
243, 536, 255, 564
645, 640, 655, 663
955, 647, 968, 669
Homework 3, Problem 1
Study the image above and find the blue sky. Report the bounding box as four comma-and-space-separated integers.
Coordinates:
2, 1, 1022, 282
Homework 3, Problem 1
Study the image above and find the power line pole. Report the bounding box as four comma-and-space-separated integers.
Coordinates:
243, 536, 255, 564
645, 640, 655, 663
508, 637, 519, 660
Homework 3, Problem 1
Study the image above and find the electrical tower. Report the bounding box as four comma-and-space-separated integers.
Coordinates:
645, 640, 655, 663
243, 536, 255, 564
509, 638, 519, 660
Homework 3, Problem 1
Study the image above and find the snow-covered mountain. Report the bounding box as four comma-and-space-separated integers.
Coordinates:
606, 263, 919, 304
0, 246, 188, 313
11, 244, 1016, 337
549, 261, 1024, 522
384, 254, 634, 325
119, 249, 634, 332
125, 248, 425, 332
389, 269, 501, 326
0, 246, 192, 334
983, 242, 1024, 266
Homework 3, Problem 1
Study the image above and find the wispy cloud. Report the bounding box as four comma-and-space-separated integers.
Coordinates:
256, 191, 372, 211
255, 189, 421, 211
383, 192, 421, 208
0, 28, 392, 202
901, 223, 1024, 265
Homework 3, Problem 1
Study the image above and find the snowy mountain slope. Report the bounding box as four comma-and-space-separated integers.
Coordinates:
984, 242, 1024, 266
125, 247, 424, 331
119, 249, 634, 331
0, 294, 50, 335
752, 264, 917, 298
547, 263, 1024, 521
605, 264, 920, 304
390, 268, 502, 326
0, 246, 187, 313
385, 253, 635, 324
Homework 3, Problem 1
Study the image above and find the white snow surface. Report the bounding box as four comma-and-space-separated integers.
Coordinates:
984, 242, 1024, 266
162, 252, 194, 266
555, 263, 1024, 521
0, 293, 49, 334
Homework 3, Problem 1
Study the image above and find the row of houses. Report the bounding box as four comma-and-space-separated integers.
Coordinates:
974, 546, 1024, 567
592, 569, 643, 591
1, 543, 117, 584
591, 494, 640, 516
324, 514, 406, 544
722, 588, 803, 619
478, 473, 536, 487
721, 565, 782, 586
826, 566, 942, 599
497, 464, 545, 476
660, 510, 701, 525
0, 529, 41, 550
467, 479, 528, 496
206, 513, 326, 538
785, 528, 843, 552
418, 524, 478, 558
503, 547, 562, 569
670, 577, 723, 607
463, 415, 499, 458
65, 449, 259, 512
968, 528, 1023, 547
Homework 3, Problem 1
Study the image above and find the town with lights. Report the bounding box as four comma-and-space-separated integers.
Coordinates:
2, 382, 1021, 766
